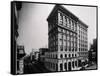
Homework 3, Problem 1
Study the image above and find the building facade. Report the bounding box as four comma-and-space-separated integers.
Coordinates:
45, 5, 88, 72
39, 48, 48, 62
88, 38, 97, 64
11, 2, 22, 74
34, 51, 39, 60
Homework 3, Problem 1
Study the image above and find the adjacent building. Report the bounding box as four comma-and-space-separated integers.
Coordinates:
88, 38, 97, 64
11, 2, 22, 74
78, 20, 88, 67
39, 48, 48, 62
45, 5, 88, 72
30, 50, 35, 61
17, 45, 26, 74
30, 49, 40, 60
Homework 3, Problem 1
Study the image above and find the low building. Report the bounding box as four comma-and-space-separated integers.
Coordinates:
30, 51, 35, 61
45, 5, 88, 72
39, 48, 48, 62
88, 38, 97, 63
17, 45, 26, 74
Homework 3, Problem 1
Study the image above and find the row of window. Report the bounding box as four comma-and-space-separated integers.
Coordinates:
49, 29, 58, 38
45, 54, 57, 58
60, 45, 77, 51
49, 36, 77, 49
59, 39, 77, 46
58, 11, 77, 32
78, 35, 87, 41
49, 45, 58, 52
49, 40, 77, 50
78, 39, 88, 43
45, 61, 78, 71
60, 61, 78, 71
49, 31, 77, 42
79, 48, 88, 51
45, 53, 78, 59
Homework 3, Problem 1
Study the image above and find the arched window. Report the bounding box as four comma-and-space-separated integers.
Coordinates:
75, 54, 77, 57
65, 54, 67, 58
58, 12, 63, 25
60, 54, 63, 58
69, 54, 71, 58
75, 61, 77, 67
56, 54, 57, 58
56, 64, 58, 71
72, 61, 74, 68
60, 45, 63, 51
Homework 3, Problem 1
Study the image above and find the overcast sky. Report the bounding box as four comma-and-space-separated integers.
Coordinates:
17, 3, 97, 54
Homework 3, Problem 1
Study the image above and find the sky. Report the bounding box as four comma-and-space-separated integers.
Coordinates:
17, 3, 97, 54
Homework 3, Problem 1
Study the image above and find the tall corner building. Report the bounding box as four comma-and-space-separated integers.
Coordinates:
45, 5, 88, 72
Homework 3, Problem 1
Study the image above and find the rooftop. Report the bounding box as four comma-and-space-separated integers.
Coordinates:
47, 4, 88, 28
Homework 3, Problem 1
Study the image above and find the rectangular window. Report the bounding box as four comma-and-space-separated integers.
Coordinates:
63, 15, 66, 26
69, 19, 71, 29
63, 34, 66, 40
60, 45, 63, 51
59, 39, 63, 45
67, 18, 69, 28
65, 46, 67, 51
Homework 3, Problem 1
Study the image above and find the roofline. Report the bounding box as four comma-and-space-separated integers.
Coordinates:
47, 5, 79, 22
78, 19, 88, 28
12, 1, 98, 7
47, 5, 88, 28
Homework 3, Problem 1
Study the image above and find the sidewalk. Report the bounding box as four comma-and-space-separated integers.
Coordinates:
85, 64, 97, 70
72, 67, 81, 70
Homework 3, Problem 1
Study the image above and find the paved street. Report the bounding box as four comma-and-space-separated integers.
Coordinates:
24, 60, 50, 74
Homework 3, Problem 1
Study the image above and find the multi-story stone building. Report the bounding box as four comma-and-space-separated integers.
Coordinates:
17, 45, 26, 74
78, 20, 88, 67
39, 48, 48, 62
45, 5, 88, 72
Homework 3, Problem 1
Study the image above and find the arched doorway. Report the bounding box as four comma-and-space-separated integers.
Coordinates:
78, 60, 81, 67
64, 63, 67, 71
68, 62, 71, 71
